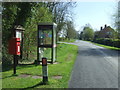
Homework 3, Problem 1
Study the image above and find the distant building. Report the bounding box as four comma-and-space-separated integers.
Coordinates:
94, 24, 117, 39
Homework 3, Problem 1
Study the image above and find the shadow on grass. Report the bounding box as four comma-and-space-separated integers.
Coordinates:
2, 64, 13, 72
2, 74, 18, 79
2, 63, 37, 72
22, 81, 48, 90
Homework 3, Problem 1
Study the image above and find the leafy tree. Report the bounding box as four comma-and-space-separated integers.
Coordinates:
66, 21, 77, 39
116, 1, 120, 29
2, 3, 19, 66
2, 2, 76, 64
50, 2, 76, 36
79, 31, 83, 40
117, 1, 120, 38
113, 1, 120, 38
2, 2, 35, 47
82, 25, 94, 41
2, 2, 53, 64
23, 3, 52, 60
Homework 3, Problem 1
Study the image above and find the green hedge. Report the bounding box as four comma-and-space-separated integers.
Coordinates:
93, 38, 120, 48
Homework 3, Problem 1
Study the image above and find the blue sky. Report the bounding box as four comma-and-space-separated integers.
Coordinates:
72, 1, 117, 32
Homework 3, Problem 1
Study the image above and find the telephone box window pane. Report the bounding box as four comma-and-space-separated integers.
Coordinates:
43, 48, 52, 61
39, 30, 52, 45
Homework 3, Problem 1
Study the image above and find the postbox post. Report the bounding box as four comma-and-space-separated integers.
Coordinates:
13, 55, 17, 74
42, 57, 48, 84
8, 25, 24, 75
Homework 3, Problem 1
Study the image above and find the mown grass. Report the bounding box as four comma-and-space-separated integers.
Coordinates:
2, 43, 78, 88
59, 39, 76, 43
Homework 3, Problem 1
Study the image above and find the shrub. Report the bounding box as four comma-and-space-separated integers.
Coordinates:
2, 45, 13, 71
93, 38, 120, 48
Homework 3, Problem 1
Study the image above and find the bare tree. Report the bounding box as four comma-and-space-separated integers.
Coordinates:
48, 2, 76, 35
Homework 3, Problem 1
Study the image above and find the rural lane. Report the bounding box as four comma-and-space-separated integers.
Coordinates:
68, 40, 118, 88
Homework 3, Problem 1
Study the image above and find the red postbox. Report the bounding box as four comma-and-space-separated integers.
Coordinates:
8, 37, 21, 55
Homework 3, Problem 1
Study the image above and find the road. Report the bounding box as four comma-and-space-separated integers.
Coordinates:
68, 40, 118, 88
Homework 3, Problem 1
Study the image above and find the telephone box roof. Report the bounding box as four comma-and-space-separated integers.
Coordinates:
38, 23, 57, 26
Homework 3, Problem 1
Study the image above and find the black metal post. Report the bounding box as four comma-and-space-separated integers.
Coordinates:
37, 26, 40, 65
13, 55, 17, 74
42, 57, 48, 84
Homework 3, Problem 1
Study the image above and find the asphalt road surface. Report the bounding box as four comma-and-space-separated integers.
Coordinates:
68, 40, 118, 88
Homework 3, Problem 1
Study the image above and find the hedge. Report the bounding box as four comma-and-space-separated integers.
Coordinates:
93, 38, 120, 48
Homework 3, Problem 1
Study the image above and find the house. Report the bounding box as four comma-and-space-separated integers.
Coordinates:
94, 24, 117, 39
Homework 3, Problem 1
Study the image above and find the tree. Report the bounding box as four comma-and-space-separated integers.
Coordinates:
66, 21, 77, 39
51, 2, 76, 36
23, 3, 52, 60
117, 1, 120, 38
2, 2, 35, 48
2, 2, 53, 64
116, 1, 120, 29
82, 25, 94, 41
2, 2, 76, 64
113, 1, 120, 38
2, 3, 20, 66
79, 31, 83, 40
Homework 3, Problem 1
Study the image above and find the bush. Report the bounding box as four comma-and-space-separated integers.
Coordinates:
93, 38, 120, 48
2, 57, 12, 67
59, 37, 66, 41
2, 45, 13, 71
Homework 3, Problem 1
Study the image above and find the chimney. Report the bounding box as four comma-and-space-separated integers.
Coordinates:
100, 27, 103, 30
105, 24, 107, 28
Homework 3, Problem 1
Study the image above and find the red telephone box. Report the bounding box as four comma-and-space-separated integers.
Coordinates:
8, 37, 21, 55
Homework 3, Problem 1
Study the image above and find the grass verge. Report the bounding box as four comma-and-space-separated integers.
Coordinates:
59, 39, 76, 43
2, 43, 78, 88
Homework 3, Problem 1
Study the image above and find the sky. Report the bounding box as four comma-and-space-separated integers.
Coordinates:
72, 1, 118, 32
